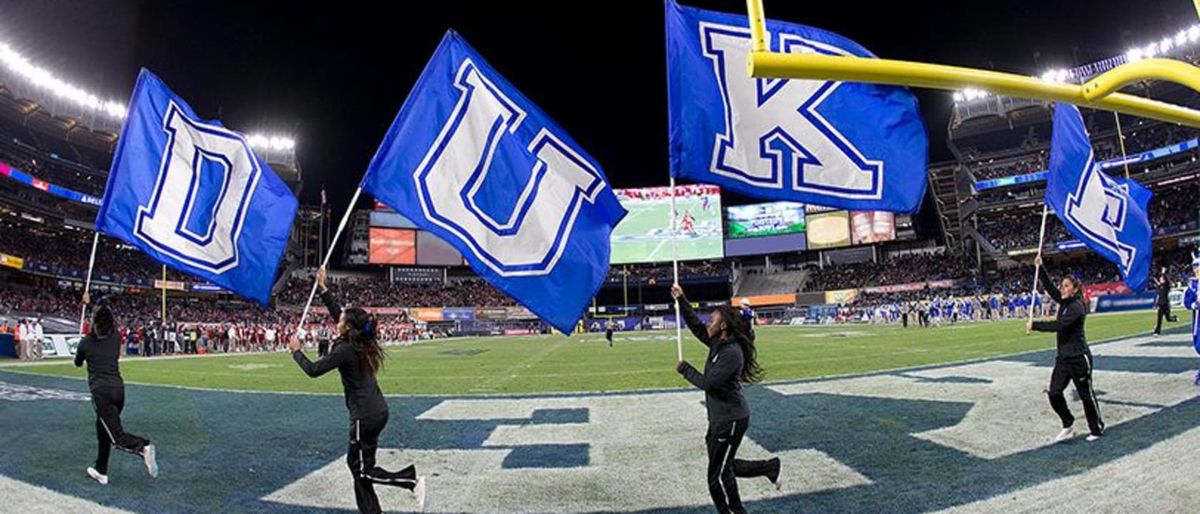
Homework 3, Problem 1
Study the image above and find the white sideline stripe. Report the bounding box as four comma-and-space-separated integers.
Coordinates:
0, 473, 136, 514
0, 331, 1172, 400
932, 424, 1200, 513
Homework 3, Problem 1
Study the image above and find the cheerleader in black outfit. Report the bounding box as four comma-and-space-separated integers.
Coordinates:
289, 267, 427, 513
672, 284, 781, 513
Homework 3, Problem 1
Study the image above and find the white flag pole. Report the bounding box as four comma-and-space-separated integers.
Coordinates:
1029, 204, 1050, 324
670, 178, 683, 362
78, 232, 100, 333
297, 187, 362, 333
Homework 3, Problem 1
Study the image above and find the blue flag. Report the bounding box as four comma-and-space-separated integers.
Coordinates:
665, 1, 928, 213
360, 31, 627, 334
95, 69, 298, 306
1046, 103, 1153, 291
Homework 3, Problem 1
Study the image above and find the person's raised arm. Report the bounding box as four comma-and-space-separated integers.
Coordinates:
671, 284, 711, 347
315, 267, 342, 322
1035, 255, 1063, 303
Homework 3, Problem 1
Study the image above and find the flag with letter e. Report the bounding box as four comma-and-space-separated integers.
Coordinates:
1045, 103, 1153, 291
359, 31, 627, 334
95, 69, 298, 306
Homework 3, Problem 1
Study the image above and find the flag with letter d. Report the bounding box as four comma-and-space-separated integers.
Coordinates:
360, 31, 627, 334
1046, 103, 1153, 291
96, 69, 298, 306
665, 0, 928, 213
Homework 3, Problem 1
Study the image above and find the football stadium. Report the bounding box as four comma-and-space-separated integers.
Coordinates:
1, 1, 1199, 513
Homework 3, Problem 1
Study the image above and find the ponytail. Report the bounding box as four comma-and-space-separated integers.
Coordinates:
343, 307, 384, 375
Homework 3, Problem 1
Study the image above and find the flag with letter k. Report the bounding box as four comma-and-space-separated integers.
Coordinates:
665, 0, 928, 213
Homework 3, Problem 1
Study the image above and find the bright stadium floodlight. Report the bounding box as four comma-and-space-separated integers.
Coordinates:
1126, 48, 1144, 63
247, 132, 296, 152
0, 41, 127, 120
1189, 26, 1200, 43
1039, 69, 1070, 83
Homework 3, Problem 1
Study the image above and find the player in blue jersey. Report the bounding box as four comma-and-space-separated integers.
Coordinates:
1185, 254, 1199, 385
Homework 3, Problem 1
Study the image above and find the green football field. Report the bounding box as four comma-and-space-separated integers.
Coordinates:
5, 311, 1157, 395
610, 195, 723, 264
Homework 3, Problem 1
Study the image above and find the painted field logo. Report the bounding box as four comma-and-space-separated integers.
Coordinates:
0, 381, 90, 402
0, 333, 1196, 513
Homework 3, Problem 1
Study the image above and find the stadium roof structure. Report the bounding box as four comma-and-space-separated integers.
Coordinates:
0, 37, 301, 181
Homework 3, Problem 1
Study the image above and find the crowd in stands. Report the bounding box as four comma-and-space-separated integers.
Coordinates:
803, 251, 972, 292
977, 216, 1069, 252
0, 280, 445, 352
969, 151, 1047, 181
1094, 122, 1197, 161
977, 184, 1197, 251
604, 261, 729, 284
841, 246, 1195, 325
0, 222, 191, 283
0, 138, 107, 197
275, 274, 517, 308
962, 120, 1199, 183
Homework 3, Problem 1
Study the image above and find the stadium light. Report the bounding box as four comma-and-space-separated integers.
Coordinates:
0, 41, 126, 120
247, 132, 295, 151
1039, 69, 1070, 83
0, 37, 298, 152
951, 87, 989, 103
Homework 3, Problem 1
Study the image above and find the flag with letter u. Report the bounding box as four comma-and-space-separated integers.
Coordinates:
1046, 103, 1153, 291
96, 69, 298, 305
665, 0, 928, 213
360, 31, 627, 334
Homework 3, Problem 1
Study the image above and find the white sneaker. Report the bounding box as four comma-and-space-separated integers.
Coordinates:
142, 444, 158, 478
413, 476, 427, 512
1086, 434, 1102, 442
86, 467, 108, 485
1055, 427, 1076, 442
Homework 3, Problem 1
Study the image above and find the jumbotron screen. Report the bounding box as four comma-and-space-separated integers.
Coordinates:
368, 228, 416, 265
850, 211, 896, 245
609, 184, 724, 264
725, 202, 806, 239
806, 210, 852, 249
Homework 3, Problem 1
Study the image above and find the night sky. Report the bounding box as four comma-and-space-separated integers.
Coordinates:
2, 0, 1197, 213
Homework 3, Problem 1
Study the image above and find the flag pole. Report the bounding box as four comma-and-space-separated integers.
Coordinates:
1029, 204, 1050, 324
1112, 112, 1132, 179
78, 232, 100, 332
161, 265, 167, 325
670, 178, 683, 362
297, 186, 362, 332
